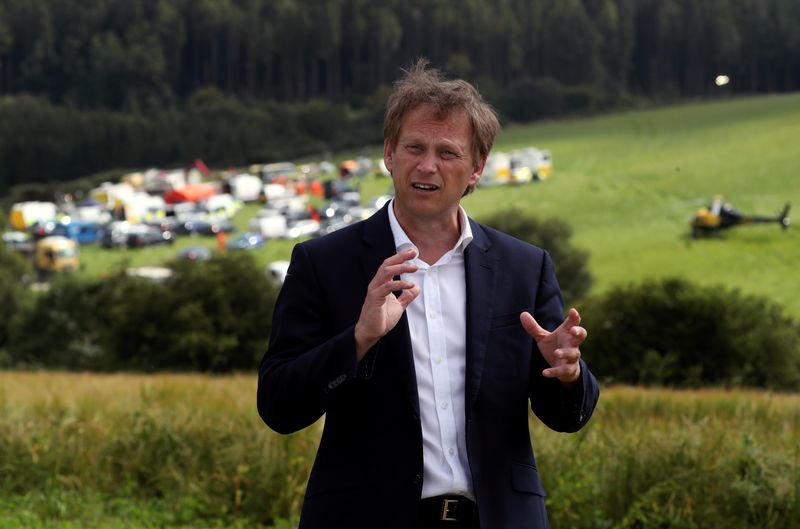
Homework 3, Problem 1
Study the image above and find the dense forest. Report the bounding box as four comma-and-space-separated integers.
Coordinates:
1, 0, 799, 192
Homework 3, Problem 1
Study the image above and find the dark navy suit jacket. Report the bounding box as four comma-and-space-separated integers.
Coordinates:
257, 203, 599, 529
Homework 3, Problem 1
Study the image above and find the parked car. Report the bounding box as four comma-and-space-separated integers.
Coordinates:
145, 217, 185, 235
286, 219, 320, 239
266, 260, 290, 285
126, 225, 174, 248
226, 232, 265, 250
101, 221, 132, 248
176, 246, 212, 262
181, 218, 236, 236
2, 230, 34, 253
102, 222, 173, 248
50, 220, 104, 245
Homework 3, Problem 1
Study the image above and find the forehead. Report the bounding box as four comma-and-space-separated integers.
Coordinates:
398, 104, 472, 144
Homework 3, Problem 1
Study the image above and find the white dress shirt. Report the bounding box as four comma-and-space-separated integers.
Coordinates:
387, 200, 474, 500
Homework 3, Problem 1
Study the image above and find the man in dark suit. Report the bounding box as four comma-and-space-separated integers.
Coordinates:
258, 60, 599, 529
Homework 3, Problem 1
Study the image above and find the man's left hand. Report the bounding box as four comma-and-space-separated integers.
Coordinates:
520, 308, 586, 386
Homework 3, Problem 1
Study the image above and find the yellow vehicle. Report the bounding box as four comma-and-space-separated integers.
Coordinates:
690, 196, 791, 237
35, 236, 80, 278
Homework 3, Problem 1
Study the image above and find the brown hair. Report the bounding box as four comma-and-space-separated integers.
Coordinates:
383, 59, 500, 168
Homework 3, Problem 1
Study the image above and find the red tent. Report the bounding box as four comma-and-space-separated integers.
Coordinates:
163, 183, 217, 204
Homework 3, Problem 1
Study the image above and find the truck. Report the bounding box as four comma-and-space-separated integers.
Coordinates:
9, 201, 58, 231
34, 236, 80, 278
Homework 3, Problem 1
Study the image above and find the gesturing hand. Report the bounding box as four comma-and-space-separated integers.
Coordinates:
354, 248, 421, 360
520, 308, 586, 386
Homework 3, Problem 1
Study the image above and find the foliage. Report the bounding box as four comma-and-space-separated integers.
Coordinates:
0, 241, 32, 364
578, 278, 800, 389
7, 252, 278, 372
2, 0, 800, 192
0, 94, 382, 195
479, 208, 592, 306
536, 387, 800, 529
1, 0, 797, 109
1, 375, 798, 528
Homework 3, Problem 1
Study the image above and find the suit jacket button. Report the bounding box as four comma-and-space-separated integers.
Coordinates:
412, 473, 422, 485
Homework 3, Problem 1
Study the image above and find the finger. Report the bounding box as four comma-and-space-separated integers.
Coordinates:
382, 248, 418, 267
520, 311, 549, 340
566, 326, 588, 347
370, 279, 417, 298
553, 347, 581, 363
372, 262, 419, 286
396, 284, 421, 307
542, 363, 581, 381
554, 308, 581, 334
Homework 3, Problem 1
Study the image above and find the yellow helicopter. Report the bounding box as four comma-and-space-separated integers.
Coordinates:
690, 196, 791, 237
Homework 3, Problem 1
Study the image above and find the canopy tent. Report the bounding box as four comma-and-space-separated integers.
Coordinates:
163, 183, 217, 204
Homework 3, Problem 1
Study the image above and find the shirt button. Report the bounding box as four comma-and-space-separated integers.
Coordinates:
429, 312, 437, 319
449, 448, 455, 456
434, 356, 442, 364
441, 402, 448, 410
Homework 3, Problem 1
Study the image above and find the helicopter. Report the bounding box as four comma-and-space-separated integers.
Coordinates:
690, 196, 791, 237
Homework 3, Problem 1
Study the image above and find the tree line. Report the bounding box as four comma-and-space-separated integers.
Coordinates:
1, 0, 799, 194
2, 0, 799, 108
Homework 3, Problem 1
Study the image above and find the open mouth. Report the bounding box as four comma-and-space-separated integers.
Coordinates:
412, 183, 439, 191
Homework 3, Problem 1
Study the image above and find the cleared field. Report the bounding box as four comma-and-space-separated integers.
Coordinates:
1, 372, 797, 528
75, 94, 800, 317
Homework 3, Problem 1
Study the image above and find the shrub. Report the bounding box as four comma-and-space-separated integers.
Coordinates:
578, 278, 800, 389
7, 252, 279, 372
479, 209, 592, 306
0, 242, 33, 364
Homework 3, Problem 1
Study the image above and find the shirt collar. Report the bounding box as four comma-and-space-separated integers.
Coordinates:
387, 199, 473, 255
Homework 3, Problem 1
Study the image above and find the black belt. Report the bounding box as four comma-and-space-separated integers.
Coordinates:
419, 495, 478, 527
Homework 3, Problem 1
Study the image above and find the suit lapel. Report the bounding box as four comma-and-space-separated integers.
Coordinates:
464, 220, 497, 418
361, 204, 420, 416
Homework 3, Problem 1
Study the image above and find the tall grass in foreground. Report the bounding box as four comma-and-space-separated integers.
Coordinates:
0, 372, 798, 528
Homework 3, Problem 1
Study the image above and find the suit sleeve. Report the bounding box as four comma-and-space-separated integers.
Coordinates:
257, 243, 360, 435
528, 250, 599, 433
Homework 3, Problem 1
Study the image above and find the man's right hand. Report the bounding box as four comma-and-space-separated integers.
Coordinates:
354, 248, 421, 360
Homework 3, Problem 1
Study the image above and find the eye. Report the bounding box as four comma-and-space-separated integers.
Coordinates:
405, 144, 423, 154
440, 149, 461, 160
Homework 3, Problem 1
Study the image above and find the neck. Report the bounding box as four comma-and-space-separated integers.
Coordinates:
393, 203, 461, 265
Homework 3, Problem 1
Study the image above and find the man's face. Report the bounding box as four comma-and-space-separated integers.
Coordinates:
384, 104, 486, 225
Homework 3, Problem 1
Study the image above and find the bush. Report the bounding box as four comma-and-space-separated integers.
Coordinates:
7, 252, 279, 372
578, 278, 800, 389
0, 242, 33, 364
479, 209, 592, 306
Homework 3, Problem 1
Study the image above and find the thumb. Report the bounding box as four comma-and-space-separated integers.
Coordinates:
520, 311, 548, 340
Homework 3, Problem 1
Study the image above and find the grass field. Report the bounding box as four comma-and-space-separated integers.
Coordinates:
75, 93, 800, 317
1, 372, 798, 528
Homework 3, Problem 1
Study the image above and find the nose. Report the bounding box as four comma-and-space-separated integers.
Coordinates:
417, 151, 438, 175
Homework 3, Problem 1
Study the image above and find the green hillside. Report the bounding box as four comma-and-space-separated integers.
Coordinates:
80, 94, 800, 317
471, 93, 800, 316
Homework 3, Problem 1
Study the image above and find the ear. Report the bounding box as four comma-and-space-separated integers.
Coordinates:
469, 154, 487, 188
383, 139, 394, 174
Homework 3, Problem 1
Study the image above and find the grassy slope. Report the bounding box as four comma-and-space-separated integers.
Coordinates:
468, 94, 800, 316
78, 94, 800, 316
